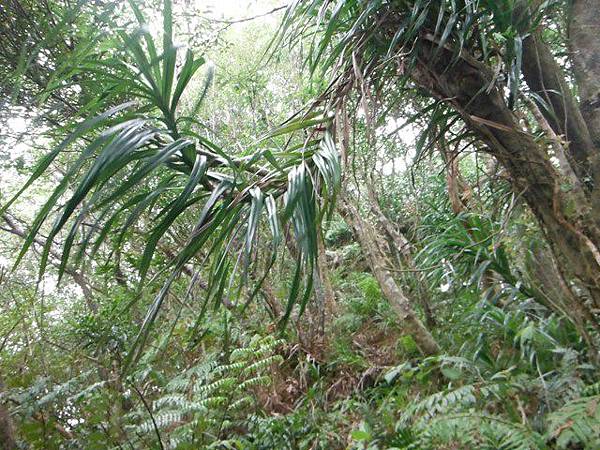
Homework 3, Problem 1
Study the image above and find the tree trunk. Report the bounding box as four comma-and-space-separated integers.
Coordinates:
521, 32, 597, 178
525, 243, 600, 362
412, 40, 600, 321
0, 377, 16, 450
526, 243, 599, 333
339, 198, 440, 356
317, 234, 337, 319
307, 236, 337, 341
569, 0, 600, 150
364, 183, 437, 327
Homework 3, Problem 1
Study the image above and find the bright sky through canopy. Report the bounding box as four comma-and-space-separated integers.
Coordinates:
203, 0, 277, 20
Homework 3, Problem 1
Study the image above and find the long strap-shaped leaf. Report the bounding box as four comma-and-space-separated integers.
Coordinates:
95, 138, 192, 210
0, 101, 135, 218
138, 155, 208, 283
39, 122, 156, 277
125, 202, 243, 371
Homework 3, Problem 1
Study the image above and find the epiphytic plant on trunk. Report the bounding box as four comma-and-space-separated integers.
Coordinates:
277, 0, 600, 329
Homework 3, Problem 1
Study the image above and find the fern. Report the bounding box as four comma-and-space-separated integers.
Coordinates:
395, 360, 551, 450
7, 369, 105, 421
582, 381, 600, 396
396, 370, 600, 450
410, 413, 545, 450
127, 334, 284, 448
397, 381, 505, 429
545, 393, 600, 449
137, 410, 184, 433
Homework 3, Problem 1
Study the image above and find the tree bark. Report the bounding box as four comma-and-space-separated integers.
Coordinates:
569, 0, 600, 150
412, 40, 600, 318
364, 182, 437, 327
339, 198, 440, 356
521, 32, 597, 178
317, 234, 337, 319
0, 377, 16, 450
526, 243, 598, 334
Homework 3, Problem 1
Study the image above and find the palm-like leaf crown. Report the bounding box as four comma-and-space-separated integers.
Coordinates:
275, 0, 552, 163
1, 0, 340, 368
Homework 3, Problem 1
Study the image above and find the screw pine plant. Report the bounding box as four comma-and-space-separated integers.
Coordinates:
2, 1, 600, 449
277, 0, 600, 330
1, 0, 340, 367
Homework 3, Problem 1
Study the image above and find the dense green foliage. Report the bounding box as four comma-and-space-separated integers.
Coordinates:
1, 0, 599, 449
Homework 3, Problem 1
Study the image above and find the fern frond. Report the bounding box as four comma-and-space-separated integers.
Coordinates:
154, 393, 188, 409
412, 413, 544, 450
399, 382, 505, 428
138, 410, 184, 433
229, 396, 252, 410
243, 355, 284, 374
126, 334, 282, 445
239, 375, 271, 390
194, 377, 237, 396
546, 394, 600, 449
583, 381, 600, 396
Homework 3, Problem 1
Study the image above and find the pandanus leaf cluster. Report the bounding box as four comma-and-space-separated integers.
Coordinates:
0, 0, 340, 368
275, 0, 553, 159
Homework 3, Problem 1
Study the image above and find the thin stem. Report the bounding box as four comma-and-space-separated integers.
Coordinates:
130, 382, 165, 450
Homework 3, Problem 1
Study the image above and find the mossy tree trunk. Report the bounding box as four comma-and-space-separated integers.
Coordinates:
340, 198, 440, 356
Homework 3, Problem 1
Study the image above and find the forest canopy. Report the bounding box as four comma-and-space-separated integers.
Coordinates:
1, 0, 599, 448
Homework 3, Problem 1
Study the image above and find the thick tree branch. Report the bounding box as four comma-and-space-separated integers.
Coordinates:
521, 32, 596, 180
339, 197, 440, 355
569, 0, 600, 149
412, 40, 600, 312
